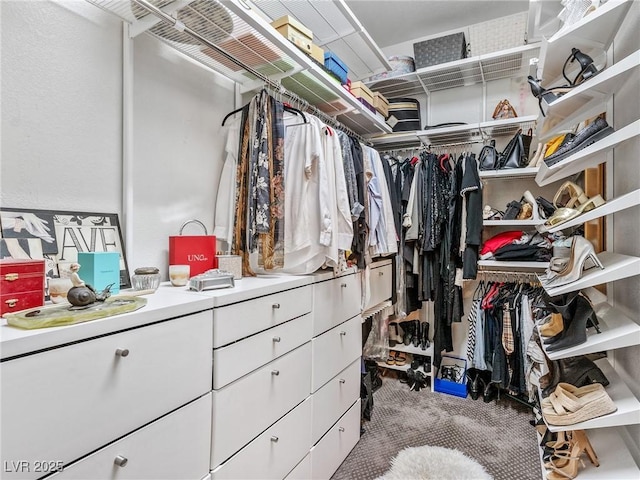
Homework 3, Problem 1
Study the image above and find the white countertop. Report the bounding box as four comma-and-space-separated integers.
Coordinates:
0, 275, 314, 359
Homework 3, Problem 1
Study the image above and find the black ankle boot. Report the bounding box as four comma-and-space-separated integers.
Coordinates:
542, 355, 609, 397
546, 295, 597, 352
466, 368, 482, 400
421, 322, 430, 350
412, 320, 421, 347
482, 379, 498, 403
402, 321, 413, 346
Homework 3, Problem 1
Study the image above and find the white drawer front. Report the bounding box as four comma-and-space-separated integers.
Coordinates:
49, 394, 211, 480
213, 314, 311, 389
211, 397, 312, 480
1, 311, 212, 480
310, 400, 361, 480
311, 316, 361, 392
213, 285, 312, 347
211, 343, 312, 468
367, 262, 392, 310
311, 358, 361, 444
312, 273, 361, 336
285, 453, 311, 480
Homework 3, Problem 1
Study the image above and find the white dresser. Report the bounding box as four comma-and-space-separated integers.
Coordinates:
1, 266, 392, 479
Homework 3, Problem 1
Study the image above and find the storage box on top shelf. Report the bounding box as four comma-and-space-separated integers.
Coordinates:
271, 15, 313, 57
310, 43, 324, 64
351, 81, 376, 113
373, 91, 390, 117
434, 354, 467, 398
413, 32, 467, 69
0, 259, 45, 316
324, 51, 348, 84
387, 98, 421, 132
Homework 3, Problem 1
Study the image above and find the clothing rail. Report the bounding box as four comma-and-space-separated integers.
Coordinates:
476, 269, 541, 284
132, 0, 370, 146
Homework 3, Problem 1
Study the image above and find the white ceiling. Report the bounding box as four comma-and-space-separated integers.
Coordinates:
345, 0, 530, 48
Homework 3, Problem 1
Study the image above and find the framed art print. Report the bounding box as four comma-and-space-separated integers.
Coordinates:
0, 208, 131, 288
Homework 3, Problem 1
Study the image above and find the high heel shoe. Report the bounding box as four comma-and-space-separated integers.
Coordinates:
546, 295, 599, 352
527, 76, 574, 116
523, 190, 542, 221
546, 430, 599, 479
541, 236, 604, 288
540, 313, 564, 337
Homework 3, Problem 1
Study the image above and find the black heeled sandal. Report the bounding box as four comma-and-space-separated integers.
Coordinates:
527, 76, 574, 117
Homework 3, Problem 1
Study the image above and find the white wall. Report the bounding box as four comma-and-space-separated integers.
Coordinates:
1, 0, 235, 279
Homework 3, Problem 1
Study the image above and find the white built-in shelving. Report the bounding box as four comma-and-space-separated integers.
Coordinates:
539, 252, 640, 296
546, 189, 640, 233
535, 119, 640, 186
543, 358, 640, 433
480, 167, 539, 179
483, 219, 545, 227
537, 0, 634, 85
365, 44, 540, 98
536, 49, 640, 141
86, 0, 391, 136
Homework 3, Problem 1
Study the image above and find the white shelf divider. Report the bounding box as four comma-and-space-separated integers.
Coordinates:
540, 300, 640, 361
546, 189, 640, 233
538, 0, 634, 85
535, 119, 640, 186
484, 219, 546, 227
480, 167, 539, 179
539, 252, 640, 296
536, 49, 640, 141
478, 260, 549, 270
537, 426, 640, 479
544, 359, 640, 432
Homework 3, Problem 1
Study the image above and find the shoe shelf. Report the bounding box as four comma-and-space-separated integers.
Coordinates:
537, 426, 640, 479
535, 119, 640, 186
483, 219, 546, 227
543, 358, 640, 433
536, 49, 640, 142
546, 189, 640, 233
540, 300, 640, 362
85, 0, 392, 136
377, 361, 432, 378
478, 260, 549, 270
537, 0, 634, 85
479, 167, 539, 179
415, 115, 538, 147
365, 44, 540, 98
390, 343, 433, 359
538, 252, 640, 296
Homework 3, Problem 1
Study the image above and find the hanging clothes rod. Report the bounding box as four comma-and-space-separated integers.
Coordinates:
476, 269, 541, 282
131, 0, 370, 145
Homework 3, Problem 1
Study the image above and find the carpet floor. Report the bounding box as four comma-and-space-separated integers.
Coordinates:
331, 373, 542, 480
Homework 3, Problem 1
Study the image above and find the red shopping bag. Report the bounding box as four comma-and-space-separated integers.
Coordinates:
169, 220, 217, 277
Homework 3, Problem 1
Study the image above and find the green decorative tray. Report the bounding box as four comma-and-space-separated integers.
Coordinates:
4, 296, 147, 330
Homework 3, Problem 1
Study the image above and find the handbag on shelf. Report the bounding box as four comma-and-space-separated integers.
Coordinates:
522, 128, 534, 161
498, 129, 526, 169
492, 99, 518, 120
503, 199, 523, 220
478, 140, 498, 170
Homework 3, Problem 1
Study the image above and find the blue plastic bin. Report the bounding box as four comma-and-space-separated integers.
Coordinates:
324, 51, 348, 84
434, 354, 467, 398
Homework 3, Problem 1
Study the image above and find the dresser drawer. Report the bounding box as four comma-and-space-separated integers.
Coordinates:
211, 343, 312, 468
1, 311, 212, 480
311, 316, 361, 392
213, 285, 312, 347
284, 453, 311, 480
310, 400, 361, 480
211, 397, 312, 480
312, 358, 361, 444
312, 273, 361, 336
366, 261, 392, 310
213, 313, 311, 389
49, 394, 211, 480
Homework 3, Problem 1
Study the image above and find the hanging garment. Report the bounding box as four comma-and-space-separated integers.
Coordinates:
460, 153, 483, 279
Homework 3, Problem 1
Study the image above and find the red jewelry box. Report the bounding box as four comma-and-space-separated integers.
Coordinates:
0, 259, 46, 317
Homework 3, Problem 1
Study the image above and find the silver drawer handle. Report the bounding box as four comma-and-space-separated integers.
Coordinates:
341, 283, 347, 288
272, 336, 281, 342
114, 455, 128, 467
272, 303, 281, 309
339, 378, 346, 384
339, 427, 345, 432
340, 331, 347, 336
378, 271, 384, 276
115, 348, 129, 357
271, 370, 280, 376
271, 436, 279, 442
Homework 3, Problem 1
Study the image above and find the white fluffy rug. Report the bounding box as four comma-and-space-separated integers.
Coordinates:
375, 445, 493, 480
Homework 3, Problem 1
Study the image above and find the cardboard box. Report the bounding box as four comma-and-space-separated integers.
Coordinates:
271, 15, 313, 56
77, 252, 121, 294
310, 44, 324, 64
373, 91, 389, 117
0, 259, 45, 316
350, 81, 374, 106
